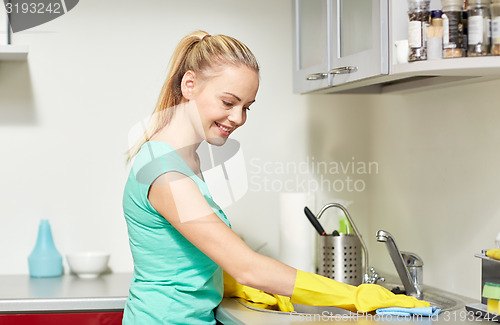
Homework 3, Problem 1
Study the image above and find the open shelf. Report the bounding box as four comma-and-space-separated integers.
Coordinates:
0, 45, 28, 61
391, 56, 500, 77
312, 56, 500, 94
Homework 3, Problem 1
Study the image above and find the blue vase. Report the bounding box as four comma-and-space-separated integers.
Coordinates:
28, 219, 63, 277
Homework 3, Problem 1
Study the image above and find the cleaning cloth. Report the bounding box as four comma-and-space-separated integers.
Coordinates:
376, 306, 441, 316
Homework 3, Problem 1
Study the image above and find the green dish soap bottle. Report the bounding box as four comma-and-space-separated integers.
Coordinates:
338, 214, 354, 234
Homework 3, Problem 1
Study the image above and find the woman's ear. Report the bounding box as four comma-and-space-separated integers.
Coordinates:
181, 70, 196, 100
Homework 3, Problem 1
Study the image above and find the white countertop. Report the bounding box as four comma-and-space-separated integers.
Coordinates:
0, 273, 131, 313
0, 272, 491, 324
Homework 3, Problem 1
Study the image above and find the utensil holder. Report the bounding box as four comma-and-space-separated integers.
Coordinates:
313, 203, 369, 285
317, 234, 362, 285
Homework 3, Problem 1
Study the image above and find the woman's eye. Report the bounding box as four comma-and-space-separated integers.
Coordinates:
243, 107, 251, 111
222, 101, 233, 107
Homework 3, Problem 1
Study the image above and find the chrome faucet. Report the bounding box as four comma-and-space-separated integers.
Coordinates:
376, 230, 423, 299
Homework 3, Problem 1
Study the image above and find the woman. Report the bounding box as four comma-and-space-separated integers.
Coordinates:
123, 31, 429, 324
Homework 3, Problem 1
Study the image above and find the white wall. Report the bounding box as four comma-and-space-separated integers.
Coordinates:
0, 0, 311, 275
307, 81, 500, 299
369, 82, 500, 299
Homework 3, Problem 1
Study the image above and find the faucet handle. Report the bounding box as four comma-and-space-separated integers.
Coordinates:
401, 251, 423, 267
401, 251, 424, 297
364, 267, 385, 284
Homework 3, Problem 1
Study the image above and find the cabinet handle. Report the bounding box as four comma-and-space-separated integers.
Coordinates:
328, 66, 358, 75
306, 73, 328, 80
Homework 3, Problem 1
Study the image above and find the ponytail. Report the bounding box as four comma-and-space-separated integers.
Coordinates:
126, 30, 259, 163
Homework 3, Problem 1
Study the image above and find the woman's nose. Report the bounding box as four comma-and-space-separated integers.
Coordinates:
228, 107, 246, 126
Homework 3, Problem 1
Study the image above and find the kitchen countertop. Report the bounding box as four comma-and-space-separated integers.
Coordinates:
0, 273, 131, 313
0, 272, 492, 324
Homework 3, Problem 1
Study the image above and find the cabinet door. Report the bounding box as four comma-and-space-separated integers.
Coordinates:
292, 0, 330, 93
329, 0, 388, 86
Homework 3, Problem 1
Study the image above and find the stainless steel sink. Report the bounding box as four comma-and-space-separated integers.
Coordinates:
235, 281, 466, 317
380, 282, 461, 312
292, 304, 356, 316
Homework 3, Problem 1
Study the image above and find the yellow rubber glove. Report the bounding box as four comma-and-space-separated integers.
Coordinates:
223, 270, 294, 312
487, 249, 500, 260
291, 270, 430, 313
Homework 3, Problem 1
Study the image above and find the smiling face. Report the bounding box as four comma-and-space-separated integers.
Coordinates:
181, 65, 259, 146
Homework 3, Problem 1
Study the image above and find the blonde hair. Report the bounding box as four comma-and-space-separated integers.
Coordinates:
126, 30, 259, 163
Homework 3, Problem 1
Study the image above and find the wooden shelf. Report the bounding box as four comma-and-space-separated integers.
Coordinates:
0, 45, 28, 61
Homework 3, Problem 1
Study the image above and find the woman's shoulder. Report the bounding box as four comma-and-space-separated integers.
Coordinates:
132, 141, 196, 184
133, 141, 175, 166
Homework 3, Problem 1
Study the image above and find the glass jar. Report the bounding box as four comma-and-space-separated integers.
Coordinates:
491, 0, 500, 55
407, 0, 431, 62
427, 10, 444, 60
468, 0, 491, 56
442, 0, 465, 58
462, 11, 468, 50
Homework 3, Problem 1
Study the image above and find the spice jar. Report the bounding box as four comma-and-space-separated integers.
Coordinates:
442, 0, 465, 58
491, 0, 500, 55
427, 10, 444, 60
462, 11, 468, 49
468, 0, 491, 56
407, 0, 431, 61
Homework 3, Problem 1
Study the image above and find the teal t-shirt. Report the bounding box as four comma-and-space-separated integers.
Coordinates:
122, 141, 231, 324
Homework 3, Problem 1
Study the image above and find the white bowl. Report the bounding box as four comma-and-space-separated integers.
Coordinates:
66, 252, 110, 279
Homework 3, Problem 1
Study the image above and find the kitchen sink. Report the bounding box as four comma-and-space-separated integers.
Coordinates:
380, 282, 461, 312
235, 281, 466, 317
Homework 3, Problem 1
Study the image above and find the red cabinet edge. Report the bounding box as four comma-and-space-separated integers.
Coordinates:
0, 311, 124, 325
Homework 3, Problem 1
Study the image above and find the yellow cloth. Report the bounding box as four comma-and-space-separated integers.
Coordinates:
291, 270, 430, 313
487, 249, 500, 260
222, 270, 294, 312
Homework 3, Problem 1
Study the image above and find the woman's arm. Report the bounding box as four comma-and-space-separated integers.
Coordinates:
148, 172, 297, 297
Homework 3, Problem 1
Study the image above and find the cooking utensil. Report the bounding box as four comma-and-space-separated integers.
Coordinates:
304, 206, 326, 236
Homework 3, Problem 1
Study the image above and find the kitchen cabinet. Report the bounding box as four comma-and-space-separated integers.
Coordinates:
292, 0, 329, 93
293, 0, 500, 94
292, 0, 388, 93
329, 0, 388, 86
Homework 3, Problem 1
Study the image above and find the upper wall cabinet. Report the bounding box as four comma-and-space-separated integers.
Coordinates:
329, 0, 388, 86
293, 0, 329, 93
294, 0, 500, 94
293, 0, 388, 93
